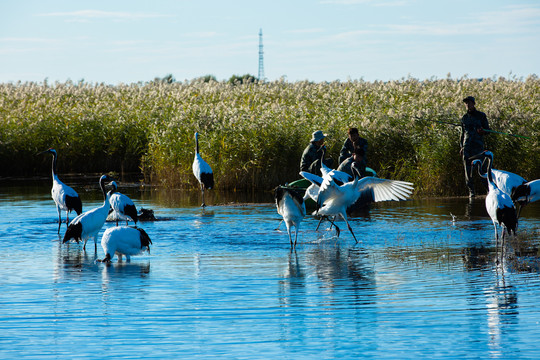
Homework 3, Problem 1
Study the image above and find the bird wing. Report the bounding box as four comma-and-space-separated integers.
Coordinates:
300, 171, 324, 187
68, 212, 85, 225
109, 193, 121, 209
317, 174, 346, 208
274, 187, 285, 216
304, 183, 320, 201
193, 154, 213, 181
527, 179, 540, 203
62, 183, 79, 198
68, 203, 109, 234
515, 179, 540, 203
288, 191, 306, 218
327, 169, 352, 185
355, 177, 414, 203
491, 168, 527, 195
487, 188, 515, 222
320, 162, 333, 177
110, 192, 135, 209
51, 181, 66, 206
52, 177, 78, 207
275, 188, 306, 221
278, 193, 306, 219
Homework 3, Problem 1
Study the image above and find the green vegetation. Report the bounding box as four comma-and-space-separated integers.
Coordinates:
228, 74, 257, 85
1, 76, 538, 195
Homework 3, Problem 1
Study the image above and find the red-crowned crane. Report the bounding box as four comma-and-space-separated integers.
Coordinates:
471, 151, 517, 252
108, 181, 138, 226
63, 175, 113, 251
274, 186, 306, 248
192, 132, 214, 207
471, 150, 527, 197
301, 169, 414, 242
38, 148, 82, 233
512, 179, 540, 217
303, 166, 354, 204
321, 161, 352, 185
98, 226, 152, 263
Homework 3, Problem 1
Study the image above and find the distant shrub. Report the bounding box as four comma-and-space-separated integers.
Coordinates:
228, 74, 257, 85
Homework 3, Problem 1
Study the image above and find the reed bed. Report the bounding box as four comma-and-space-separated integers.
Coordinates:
1, 76, 538, 195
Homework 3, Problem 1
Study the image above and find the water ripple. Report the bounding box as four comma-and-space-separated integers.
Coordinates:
0, 189, 540, 359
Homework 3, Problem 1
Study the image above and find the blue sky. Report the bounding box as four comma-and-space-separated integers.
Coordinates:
1, 0, 539, 84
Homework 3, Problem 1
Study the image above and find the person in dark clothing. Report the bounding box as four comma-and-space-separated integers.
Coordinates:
460, 96, 490, 198
300, 130, 333, 175
339, 127, 367, 165
337, 144, 366, 179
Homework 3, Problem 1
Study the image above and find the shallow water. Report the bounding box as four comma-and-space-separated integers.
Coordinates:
1, 181, 540, 359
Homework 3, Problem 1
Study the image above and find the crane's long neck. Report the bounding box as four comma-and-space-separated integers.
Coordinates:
352, 166, 361, 183
485, 156, 495, 188
195, 134, 200, 154
51, 152, 58, 178
99, 178, 109, 204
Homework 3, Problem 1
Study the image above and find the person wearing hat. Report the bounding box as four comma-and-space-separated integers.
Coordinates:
300, 130, 333, 175
338, 127, 368, 165
460, 96, 490, 198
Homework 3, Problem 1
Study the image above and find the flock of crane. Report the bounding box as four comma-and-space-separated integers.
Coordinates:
40, 132, 539, 262
275, 149, 539, 252
39, 132, 214, 263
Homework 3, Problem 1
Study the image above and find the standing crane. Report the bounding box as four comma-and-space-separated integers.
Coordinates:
192, 132, 214, 207
38, 148, 82, 233
471, 151, 517, 253
108, 181, 138, 226
63, 175, 113, 251
275, 186, 306, 248
98, 226, 152, 263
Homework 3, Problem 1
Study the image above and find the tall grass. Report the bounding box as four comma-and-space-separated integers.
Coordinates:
1, 76, 538, 195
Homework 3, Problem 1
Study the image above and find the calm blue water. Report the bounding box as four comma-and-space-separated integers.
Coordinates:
1, 181, 540, 359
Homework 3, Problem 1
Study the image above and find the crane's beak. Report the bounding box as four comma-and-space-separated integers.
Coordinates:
351, 165, 361, 180
468, 151, 487, 161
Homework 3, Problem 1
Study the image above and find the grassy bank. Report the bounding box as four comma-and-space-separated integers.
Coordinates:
1, 76, 538, 196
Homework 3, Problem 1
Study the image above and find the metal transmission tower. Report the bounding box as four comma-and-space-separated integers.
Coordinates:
258, 29, 265, 81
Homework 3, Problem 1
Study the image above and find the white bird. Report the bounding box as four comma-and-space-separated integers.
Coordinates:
275, 186, 306, 248
63, 175, 113, 251
301, 169, 414, 242
301, 171, 360, 231
474, 152, 517, 250
192, 132, 214, 207
108, 181, 138, 226
321, 162, 352, 185
303, 165, 353, 204
471, 151, 527, 197
512, 179, 540, 217
38, 148, 82, 233
98, 226, 152, 263
304, 182, 321, 203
